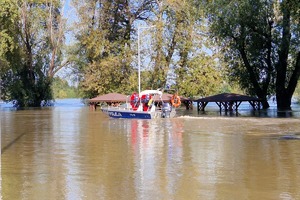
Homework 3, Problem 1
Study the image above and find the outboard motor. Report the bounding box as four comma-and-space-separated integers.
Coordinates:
161, 103, 172, 118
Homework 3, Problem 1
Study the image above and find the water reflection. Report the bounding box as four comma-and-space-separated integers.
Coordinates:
1, 107, 86, 200
103, 118, 185, 199
1, 103, 300, 199
130, 119, 184, 199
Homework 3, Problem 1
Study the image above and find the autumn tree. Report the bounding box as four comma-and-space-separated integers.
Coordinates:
72, 0, 157, 98
206, 0, 300, 109
72, 0, 226, 98
145, 0, 223, 96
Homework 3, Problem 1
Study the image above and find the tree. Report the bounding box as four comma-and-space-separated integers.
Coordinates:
71, 0, 226, 99
176, 54, 223, 98
52, 77, 79, 98
206, 0, 300, 109
72, 0, 156, 98
0, 0, 19, 99
146, 0, 214, 92
0, 0, 68, 107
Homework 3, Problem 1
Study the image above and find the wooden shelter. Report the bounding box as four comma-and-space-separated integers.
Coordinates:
194, 93, 262, 112
89, 93, 128, 103
88, 93, 128, 110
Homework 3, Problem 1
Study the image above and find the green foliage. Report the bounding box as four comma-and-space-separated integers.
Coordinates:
149, 0, 200, 90
80, 49, 133, 97
2, 68, 53, 107
72, 0, 155, 98
0, 0, 18, 74
52, 77, 79, 99
0, 0, 67, 107
70, 0, 227, 100
207, 0, 274, 95
0, 0, 18, 55
176, 54, 223, 98
156, 0, 227, 99
205, 0, 300, 109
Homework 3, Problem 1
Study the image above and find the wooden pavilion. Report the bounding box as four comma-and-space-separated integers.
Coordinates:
88, 93, 128, 110
194, 93, 262, 112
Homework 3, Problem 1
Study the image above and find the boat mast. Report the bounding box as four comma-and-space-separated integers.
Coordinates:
138, 26, 141, 96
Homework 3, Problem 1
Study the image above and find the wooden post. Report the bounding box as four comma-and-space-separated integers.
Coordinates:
216, 102, 222, 112
89, 103, 97, 111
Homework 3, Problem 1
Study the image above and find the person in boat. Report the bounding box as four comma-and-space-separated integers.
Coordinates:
141, 93, 152, 111
130, 92, 139, 110
111, 102, 120, 107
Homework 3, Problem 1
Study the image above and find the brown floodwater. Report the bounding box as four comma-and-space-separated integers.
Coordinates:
1, 100, 300, 200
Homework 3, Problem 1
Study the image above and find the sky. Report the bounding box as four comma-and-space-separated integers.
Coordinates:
63, 0, 77, 44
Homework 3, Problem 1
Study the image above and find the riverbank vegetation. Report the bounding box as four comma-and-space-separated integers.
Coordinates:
52, 77, 79, 99
0, 0, 68, 106
1, 0, 300, 109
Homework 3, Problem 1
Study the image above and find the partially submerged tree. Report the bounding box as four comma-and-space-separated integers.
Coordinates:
72, 0, 157, 97
72, 0, 221, 98
206, 0, 300, 109
144, 0, 216, 93
0, 0, 67, 107
168, 0, 216, 96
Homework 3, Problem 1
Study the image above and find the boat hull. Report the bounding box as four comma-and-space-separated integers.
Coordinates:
101, 107, 175, 119
101, 108, 153, 119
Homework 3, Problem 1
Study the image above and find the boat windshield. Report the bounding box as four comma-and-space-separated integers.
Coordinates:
139, 90, 162, 97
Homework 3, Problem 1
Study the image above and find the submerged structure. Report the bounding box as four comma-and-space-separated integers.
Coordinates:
195, 93, 262, 112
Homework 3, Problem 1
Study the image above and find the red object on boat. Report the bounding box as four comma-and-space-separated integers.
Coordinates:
130, 92, 139, 110
141, 94, 152, 111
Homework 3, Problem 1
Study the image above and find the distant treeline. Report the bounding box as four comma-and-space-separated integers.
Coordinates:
52, 77, 79, 99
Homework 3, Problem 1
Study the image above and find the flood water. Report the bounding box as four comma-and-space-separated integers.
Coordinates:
1, 99, 300, 200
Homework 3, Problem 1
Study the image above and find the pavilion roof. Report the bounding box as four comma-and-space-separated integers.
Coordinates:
194, 93, 261, 102
88, 93, 128, 103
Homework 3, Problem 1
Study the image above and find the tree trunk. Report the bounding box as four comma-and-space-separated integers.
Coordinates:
276, 3, 293, 110
261, 99, 270, 109
276, 91, 292, 110
239, 48, 270, 109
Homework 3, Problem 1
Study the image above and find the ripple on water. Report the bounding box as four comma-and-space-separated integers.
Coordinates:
2, 103, 300, 200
